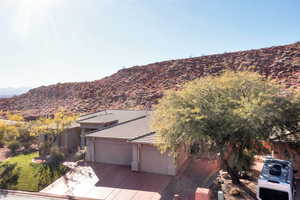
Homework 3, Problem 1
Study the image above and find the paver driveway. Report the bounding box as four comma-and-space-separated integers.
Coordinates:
42, 162, 172, 200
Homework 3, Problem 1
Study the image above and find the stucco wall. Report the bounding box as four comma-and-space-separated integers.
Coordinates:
176, 144, 189, 170
86, 137, 186, 176
38, 127, 81, 154
67, 127, 81, 151
59, 127, 81, 154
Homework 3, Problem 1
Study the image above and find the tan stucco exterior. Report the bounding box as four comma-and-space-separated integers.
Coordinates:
86, 137, 189, 176
60, 127, 81, 154
80, 110, 190, 176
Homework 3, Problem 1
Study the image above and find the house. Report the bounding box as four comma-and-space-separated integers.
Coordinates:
77, 110, 189, 176
37, 121, 81, 154
38, 111, 104, 154
55, 121, 81, 154
266, 133, 300, 176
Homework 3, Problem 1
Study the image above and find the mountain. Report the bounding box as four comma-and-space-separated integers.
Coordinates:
0, 87, 31, 98
1, 42, 300, 119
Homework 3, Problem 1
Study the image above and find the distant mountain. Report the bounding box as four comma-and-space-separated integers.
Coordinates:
1, 42, 300, 119
0, 87, 31, 98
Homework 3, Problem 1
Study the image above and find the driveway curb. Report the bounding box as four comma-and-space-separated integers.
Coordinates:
0, 189, 102, 200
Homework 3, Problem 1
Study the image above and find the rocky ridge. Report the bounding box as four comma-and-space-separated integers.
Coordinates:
1, 42, 300, 119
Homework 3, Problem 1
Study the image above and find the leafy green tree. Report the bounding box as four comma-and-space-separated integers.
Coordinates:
151, 71, 300, 184
0, 122, 6, 147
0, 115, 37, 154
6, 113, 24, 122
31, 109, 78, 157
0, 121, 19, 148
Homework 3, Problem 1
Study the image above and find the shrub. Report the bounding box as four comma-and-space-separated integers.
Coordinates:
39, 143, 50, 158
33, 162, 68, 190
7, 141, 21, 155
74, 149, 85, 161
17, 132, 36, 150
47, 146, 65, 167
0, 163, 20, 189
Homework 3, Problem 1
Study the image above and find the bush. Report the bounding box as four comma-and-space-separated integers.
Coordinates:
33, 162, 68, 190
47, 146, 65, 167
74, 149, 85, 161
39, 143, 50, 158
17, 132, 36, 150
0, 163, 20, 189
8, 141, 21, 155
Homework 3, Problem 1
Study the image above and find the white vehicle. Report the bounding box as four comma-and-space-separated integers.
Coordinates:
257, 158, 297, 200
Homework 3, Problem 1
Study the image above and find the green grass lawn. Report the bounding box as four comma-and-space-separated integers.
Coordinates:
0, 152, 67, 192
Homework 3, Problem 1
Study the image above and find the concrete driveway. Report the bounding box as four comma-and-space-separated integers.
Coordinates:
42, 162, 172, 200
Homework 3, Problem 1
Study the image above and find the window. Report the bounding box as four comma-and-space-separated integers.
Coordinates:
259, 188, 288, 200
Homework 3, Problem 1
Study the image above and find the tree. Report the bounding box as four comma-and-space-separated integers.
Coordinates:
31, 109, 78, 157
0, 121, 19, 148
151, 71, 300, 185
0, 113, 25, 145
0, 115, 37, 154
6, 113, 24, 122
16, 122, 37, 152
0, 122, 7, 147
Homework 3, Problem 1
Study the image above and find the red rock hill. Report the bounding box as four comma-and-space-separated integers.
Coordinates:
1, 42, 300, 118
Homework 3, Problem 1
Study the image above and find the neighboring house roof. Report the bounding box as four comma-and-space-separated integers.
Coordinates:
78, 110, 148, 124
86, 115, 152, 140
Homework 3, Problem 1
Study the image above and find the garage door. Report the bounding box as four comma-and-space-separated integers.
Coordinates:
95, 140, 132, 165
140, 145, 172, 175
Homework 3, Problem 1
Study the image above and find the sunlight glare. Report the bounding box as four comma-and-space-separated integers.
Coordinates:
13, 0, 59, 37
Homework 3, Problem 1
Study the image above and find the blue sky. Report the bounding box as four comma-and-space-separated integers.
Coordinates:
0, 0, 299, 88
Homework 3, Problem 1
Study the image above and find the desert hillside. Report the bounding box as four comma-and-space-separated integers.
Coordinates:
1, 42, 300, 119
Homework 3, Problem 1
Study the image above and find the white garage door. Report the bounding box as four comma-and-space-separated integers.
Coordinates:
95, 140, 132, 165
140, 145, 172, 175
